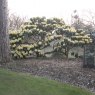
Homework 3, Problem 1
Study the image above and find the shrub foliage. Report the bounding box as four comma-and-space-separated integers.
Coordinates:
9, 17, 92, 59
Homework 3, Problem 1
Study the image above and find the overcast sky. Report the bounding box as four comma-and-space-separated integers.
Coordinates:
8, 0, 95, 23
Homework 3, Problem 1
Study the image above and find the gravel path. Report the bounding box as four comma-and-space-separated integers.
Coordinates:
1, 58, 95, 93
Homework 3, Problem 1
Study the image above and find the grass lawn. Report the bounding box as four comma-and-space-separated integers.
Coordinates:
0, 68, 94, 95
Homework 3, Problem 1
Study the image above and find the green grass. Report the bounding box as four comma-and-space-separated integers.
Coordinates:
0, 68, 94, 95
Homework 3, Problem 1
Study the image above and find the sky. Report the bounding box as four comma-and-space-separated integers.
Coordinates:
8, 0, 95, 24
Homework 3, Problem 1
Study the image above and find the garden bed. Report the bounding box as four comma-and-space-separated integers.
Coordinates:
1, 58, 95, 93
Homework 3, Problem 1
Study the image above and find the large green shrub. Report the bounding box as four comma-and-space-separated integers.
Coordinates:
9, 17, 92, 59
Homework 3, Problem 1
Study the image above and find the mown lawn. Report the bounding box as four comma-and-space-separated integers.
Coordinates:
0, 68, 94, 95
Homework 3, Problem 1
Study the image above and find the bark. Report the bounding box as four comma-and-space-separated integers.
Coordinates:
65, 44, 69, 58
0, 0, 11, 63
83, 45, 86, 67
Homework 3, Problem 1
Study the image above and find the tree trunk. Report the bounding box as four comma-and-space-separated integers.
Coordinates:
65, 44, 69, 58
0, 0, 11, 63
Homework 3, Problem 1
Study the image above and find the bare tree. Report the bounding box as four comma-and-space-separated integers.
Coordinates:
82, 10, 95, 27
71, 10, 95, 33
9, 13, 26, 30
0, 0, 11, 63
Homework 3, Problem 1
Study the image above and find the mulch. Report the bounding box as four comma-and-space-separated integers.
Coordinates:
1, 58, 95, 93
